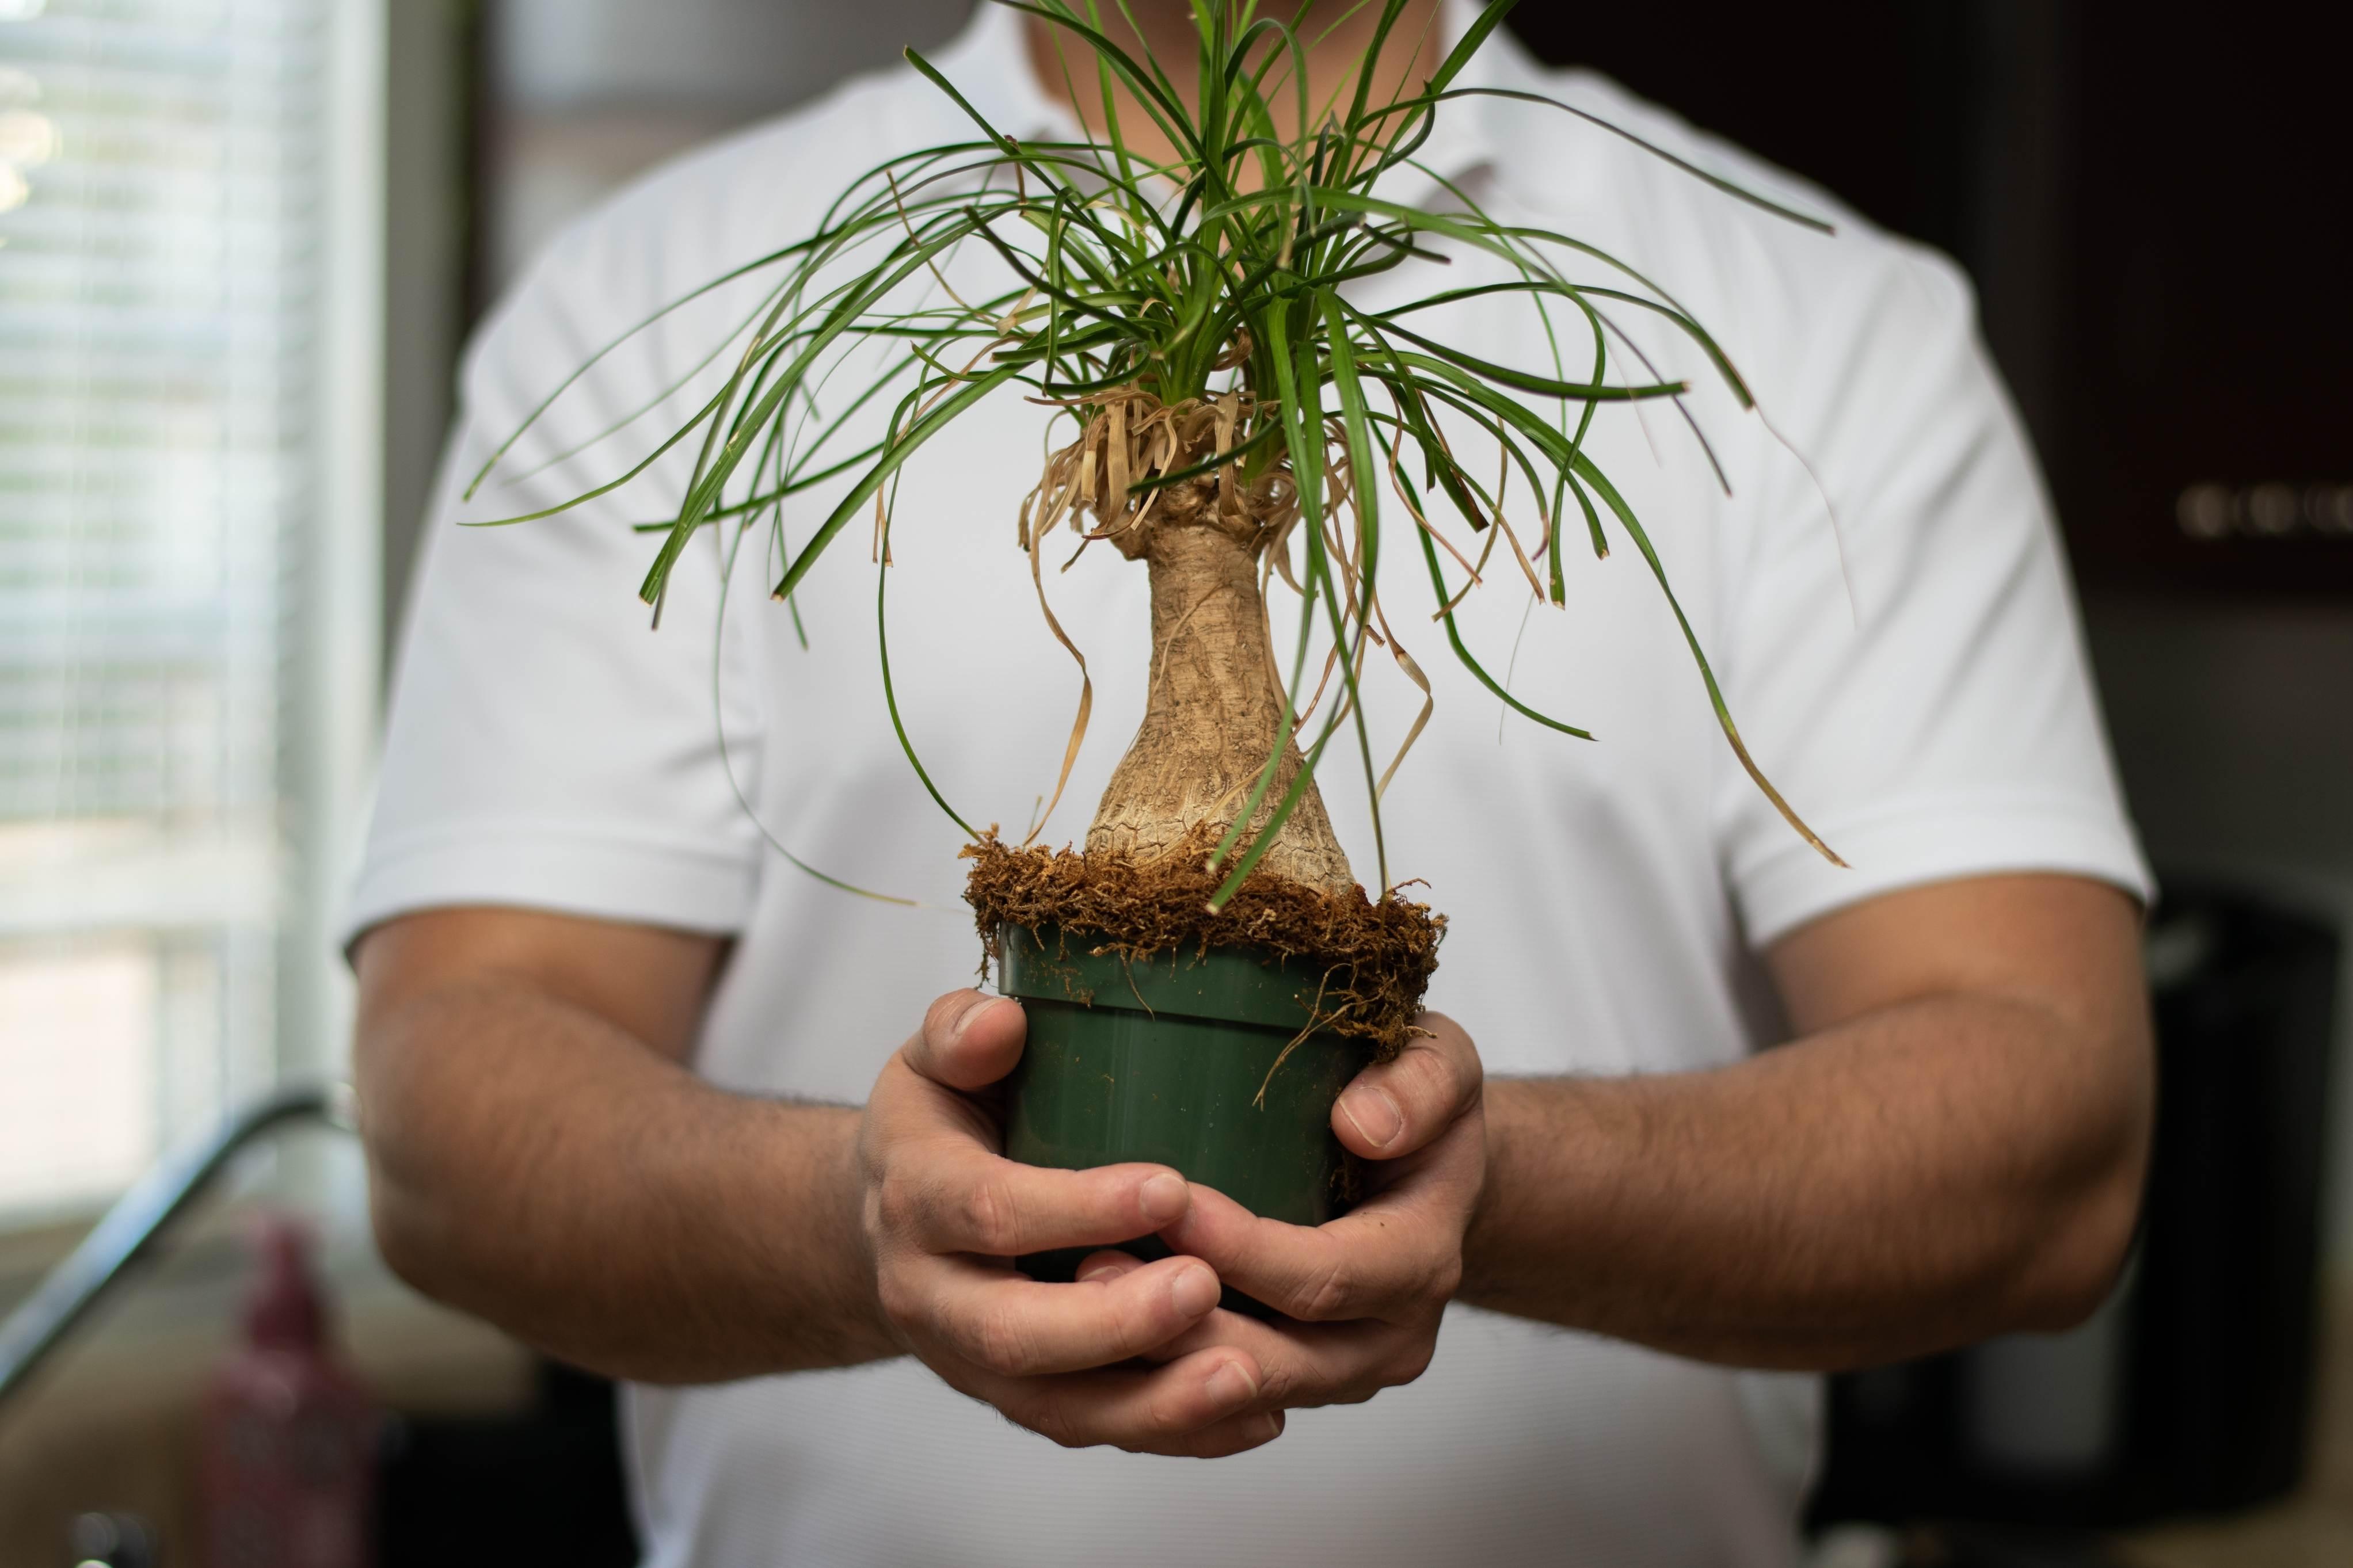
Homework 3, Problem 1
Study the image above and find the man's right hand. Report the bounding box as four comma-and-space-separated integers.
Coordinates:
856, 990, 1282, 1458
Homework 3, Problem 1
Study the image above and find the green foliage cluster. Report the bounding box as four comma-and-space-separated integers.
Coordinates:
473, 1, 1840, 906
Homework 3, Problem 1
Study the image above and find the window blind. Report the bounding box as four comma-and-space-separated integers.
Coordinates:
0, 0, 339, 1216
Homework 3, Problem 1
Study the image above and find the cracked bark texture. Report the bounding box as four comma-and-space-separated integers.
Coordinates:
1085, 518, 1356, 897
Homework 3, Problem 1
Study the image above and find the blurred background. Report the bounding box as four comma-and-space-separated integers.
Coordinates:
0, 2, 2345, 1564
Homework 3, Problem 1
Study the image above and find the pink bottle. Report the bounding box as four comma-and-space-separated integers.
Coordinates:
197, 1216, 378, 1568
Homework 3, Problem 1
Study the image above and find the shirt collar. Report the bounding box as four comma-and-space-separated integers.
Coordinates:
922, 0, 1515, 188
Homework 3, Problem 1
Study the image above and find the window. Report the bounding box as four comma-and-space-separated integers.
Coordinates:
0, 0, 379, 1219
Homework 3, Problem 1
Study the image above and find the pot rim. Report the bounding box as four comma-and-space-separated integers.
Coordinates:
996, 922, 1332, 1033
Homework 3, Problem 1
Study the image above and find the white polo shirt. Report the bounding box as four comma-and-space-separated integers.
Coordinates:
349, 5, 2150, 1564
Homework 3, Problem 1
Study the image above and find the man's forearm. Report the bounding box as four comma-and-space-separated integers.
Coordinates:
1460, 991, 2151, 1370
359, 979, 898, 1384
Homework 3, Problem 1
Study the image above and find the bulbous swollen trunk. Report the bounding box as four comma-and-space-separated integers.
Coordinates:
1086, 519, 1357, 898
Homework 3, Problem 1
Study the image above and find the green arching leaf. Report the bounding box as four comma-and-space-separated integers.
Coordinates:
1567, 468, 1606, 560
1366, 350, 1506, 534
1381, 425, 1594, 742
1207, 297, 1327, 883
652, 229, 1001, 600
1417, 522, 1594, 741
1287, 185, 1749, 367
1425, 0, 1520, 98
905, 46, 1071, 174
467, 245, 817, 503
985, 6, 1207, 167
625, 437, 891, 533
1207, 681, 1350, 910
771, 364, 1022, 604
500, 288, 813, 494
876, 493, 982, 840
1206, 475, 1366, 908
1316, 289, 1391, 896
1367, 278, 1753, 412
463, 378, 734, 531
1340, 0, 1419, 146
708, 484, 911, 901
1401, 85, 1836, 234
1372, 327, 1685, 403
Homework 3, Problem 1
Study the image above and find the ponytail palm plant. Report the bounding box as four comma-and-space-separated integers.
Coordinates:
477, 0, 1837, 1055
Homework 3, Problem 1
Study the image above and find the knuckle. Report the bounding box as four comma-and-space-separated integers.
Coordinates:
873, 1269, 921, 1333
1404, 1041, 1464, 1109
873, 1172, 917, 1238
1014, 1395, 1084, 1449
1299, 1256, 1357, 1321
972, 1299, 1039, 1375
1430, 1264, 1463, 1308
1251, 1354, 1308, 1410
1428, 1251, 1465, 1304
1389, 1335, 1437, 1386
964, 1173, 1023, 1256
1253, 1355, 1307, 1408
1102, 1282, 1156, 1359
1142, 1383, 1193, 1439
1447, 1029, 1485, 1088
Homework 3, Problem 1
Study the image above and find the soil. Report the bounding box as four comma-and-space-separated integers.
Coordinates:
963, 828, 1444, 1059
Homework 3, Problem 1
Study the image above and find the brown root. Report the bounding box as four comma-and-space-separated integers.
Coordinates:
962, 829, 1444, 1059
1022, 389, 1306, 566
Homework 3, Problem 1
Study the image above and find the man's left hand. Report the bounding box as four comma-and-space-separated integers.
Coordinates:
1082, 1012, 1485, 1411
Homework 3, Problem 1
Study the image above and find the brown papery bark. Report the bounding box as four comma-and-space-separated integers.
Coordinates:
1086, 520, 1357, 897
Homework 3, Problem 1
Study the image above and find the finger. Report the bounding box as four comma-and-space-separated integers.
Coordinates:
905, 1252, 1224, 1376
883, 1143, 1192, 1257
1074, 1250, 1148, 1284
1143, 1309, 1428, 1409
1159, 1180, 1459, 1325
961, 1346, 1282, 1456
1331, 1011, 1483, 1160
905, 990, 1027, 1092
1144, 1406, 1286, 1459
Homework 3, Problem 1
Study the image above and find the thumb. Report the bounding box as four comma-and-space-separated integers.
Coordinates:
905, 990, 1027, 1092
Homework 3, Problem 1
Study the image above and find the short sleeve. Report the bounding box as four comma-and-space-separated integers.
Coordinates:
1715, 240, 2150, 948
341, 204, 770, 946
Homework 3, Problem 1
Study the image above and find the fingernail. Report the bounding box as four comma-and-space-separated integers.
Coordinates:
951, 995, 1000, 1040
1139, 1172, 1189, 1224
1339, 1085, 1404, 1149
1170, 1263, 1219, 1319
1076, 1260, 1123, 1284
1205, 1359, 1259, 1409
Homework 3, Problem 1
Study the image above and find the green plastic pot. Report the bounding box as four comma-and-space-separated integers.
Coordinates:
996, 923, 1361, 1313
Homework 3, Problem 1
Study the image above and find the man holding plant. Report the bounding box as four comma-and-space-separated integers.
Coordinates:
347, 3, 2153, 1563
